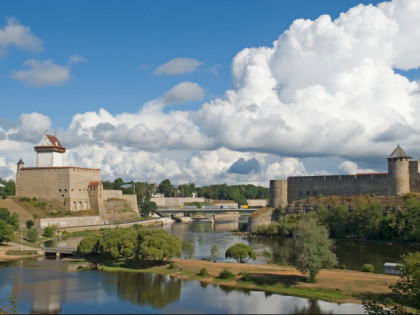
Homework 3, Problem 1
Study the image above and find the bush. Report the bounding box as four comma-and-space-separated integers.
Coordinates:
168, 262, 176, 269
199, 268, 209, 277
27, 227, 39, 243
218, 268, 235, 280
225, 243, 256, 263
362, 263, 374, 273
43, 226, 55, 238
239, 271, 252, 282
26, 220, 34, 229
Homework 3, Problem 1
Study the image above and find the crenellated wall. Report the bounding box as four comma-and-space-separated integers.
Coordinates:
284, 173, 392, 203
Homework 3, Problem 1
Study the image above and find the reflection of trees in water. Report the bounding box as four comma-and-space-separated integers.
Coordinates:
218, 284, 251, 297
248, 236, 294, 265
293, 300, 332, 315
116, 272, 181, 308
116, 272, 181, 309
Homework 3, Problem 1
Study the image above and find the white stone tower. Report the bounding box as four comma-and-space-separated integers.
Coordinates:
34, 134, 66, 167
387, 145, 411, 195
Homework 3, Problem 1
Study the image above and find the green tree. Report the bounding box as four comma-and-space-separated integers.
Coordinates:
27, 226, 39, 243
77, 233, 102, 256
0, 208, 19, 231
181, 240, 194, 259
139, 199, 157, 217
158, 179, 174, 197
293, 216, 337, 283
136, 229, 181, 264
225, 243, 256, 263
25, 220, 34, 229
363, 251, 420, 314
210, 244, 219, 262
98, 228, 138, 259
0, 220, 14, 244
43, 226, 55, 238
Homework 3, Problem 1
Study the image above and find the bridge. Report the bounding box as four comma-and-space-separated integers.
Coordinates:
44, 247, 77, 258
156, 208, 259, 214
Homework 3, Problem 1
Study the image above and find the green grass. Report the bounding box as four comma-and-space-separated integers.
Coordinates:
6, 250, 37, 256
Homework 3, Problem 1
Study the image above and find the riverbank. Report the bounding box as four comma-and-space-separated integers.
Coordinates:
0, 242, 39, 261
99, 258, 398, 304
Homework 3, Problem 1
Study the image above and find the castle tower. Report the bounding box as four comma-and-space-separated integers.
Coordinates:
387, 145, 411, 195
17, 159, 24, 171
269, 180, 288, 209
34, 134, 66, 167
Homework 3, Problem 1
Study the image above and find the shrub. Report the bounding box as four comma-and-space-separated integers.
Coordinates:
239, 271, 251, 282
199, 268, 209, 277
26, 220, 34, 229
341, 264, 347, 270
168, 262, 176, 269
43, 226, 55, 238
218, 268, 235, 280
27, 227, 39, 243
225, 243, 256, 263
362, 263, 374, 273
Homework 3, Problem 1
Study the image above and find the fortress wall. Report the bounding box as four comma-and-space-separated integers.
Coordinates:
103, 190, 123, 199
16, 168, 67, 201
40, 216, 104, 229
287, 174, 391, 202
409, 161, 420, 192
68, 168, 101, 211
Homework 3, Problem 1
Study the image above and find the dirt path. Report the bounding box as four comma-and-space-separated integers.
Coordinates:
0, 242, 38, 261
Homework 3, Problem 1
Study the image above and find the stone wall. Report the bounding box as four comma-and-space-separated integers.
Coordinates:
40, 216, 104, 229
151, 197, 205, 207
247, 207, 276, 232
247, 199, 268, 207
286, 174, 392, 203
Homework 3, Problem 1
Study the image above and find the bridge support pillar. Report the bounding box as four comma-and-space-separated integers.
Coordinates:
56, 252, 60, 259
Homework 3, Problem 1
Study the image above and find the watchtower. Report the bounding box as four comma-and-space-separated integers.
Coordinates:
387, 145, 411, 195
34, 134, 66, 167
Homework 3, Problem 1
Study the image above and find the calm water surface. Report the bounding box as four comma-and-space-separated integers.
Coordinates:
161, 217, 420, 273
0, 259, 364, 314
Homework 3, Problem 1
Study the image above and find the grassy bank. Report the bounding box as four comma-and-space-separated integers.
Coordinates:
92, 258, 397, 304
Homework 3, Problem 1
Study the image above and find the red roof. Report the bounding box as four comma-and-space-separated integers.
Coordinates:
88, 181, 102, 187
46, 135, 64, 148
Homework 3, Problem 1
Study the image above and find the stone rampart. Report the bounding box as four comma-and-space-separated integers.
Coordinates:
287, 174, 392, 203
247, 207, 276, 232
151, 197, 205, 207
40, 216, 104, 229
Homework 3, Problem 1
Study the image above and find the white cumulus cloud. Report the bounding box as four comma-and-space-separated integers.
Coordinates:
162, 82, 204, 104
0, 17, 42, 57
154, 57, 203, 75
11, 59, 71, 87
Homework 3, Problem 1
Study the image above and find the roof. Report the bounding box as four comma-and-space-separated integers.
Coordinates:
88, 181, 102, 187
17, 159, 24, 165
46, 135, 64, 148
388, 145, 411, 159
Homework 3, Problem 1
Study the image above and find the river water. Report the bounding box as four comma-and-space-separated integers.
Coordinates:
0, 259, 364, 314
1, 218, 419, 314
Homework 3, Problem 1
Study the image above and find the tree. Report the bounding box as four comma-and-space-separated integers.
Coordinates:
210, 244, 218, 262
0, 220, 14, 244
363, 252, 420, 314
225, 243, 256, 263
139, 199, 157, 217
26, 220, 34, 229
293, 216, 337, 283
77, 233, 102, 256
158, 179, 174, 197
136, 229, 181, 264
0, 208, 19, 231
181, 241, 194, 259
27, 227, 39, 243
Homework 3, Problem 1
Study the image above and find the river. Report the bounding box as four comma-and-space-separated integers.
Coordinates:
1, 217, 419, 314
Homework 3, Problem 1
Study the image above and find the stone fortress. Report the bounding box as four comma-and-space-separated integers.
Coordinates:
269, 145, 420, 209
15, 134, 138, 223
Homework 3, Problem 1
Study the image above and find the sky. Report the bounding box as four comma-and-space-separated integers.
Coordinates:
1, 0, 420, 187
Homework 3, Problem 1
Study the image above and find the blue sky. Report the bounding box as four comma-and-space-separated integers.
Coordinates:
2, 0, 420, 186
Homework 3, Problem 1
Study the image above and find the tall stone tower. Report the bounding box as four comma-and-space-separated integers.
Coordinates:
387, 145, 411, 195
34, 134, 66, 167
269, 180, 288, 209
